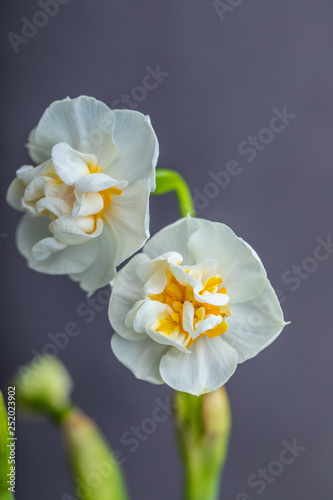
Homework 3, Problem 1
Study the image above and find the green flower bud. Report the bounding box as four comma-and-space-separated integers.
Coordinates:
13, 355, 73, 423
174, 387, 232, 500
62, 409, 128, 500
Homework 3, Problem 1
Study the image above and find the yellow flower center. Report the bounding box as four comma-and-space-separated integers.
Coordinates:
149, 268, 231, 348
85, 163, 123, 220
31, 162, 122, 232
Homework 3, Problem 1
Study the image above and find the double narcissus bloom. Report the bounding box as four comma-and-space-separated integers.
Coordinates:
109, 217, 287, 396
6, 96, 158, 294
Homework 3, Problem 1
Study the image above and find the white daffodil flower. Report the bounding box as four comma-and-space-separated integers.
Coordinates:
7, 96, 159, 294
109, 217, 287, 396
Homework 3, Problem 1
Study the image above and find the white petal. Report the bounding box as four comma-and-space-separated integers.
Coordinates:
223, 281, 286, 363
31, 237, 67, 261
17, 214, 95, 274
187, 219, 267, 304
125, 300, 147, 330
73, 192, 104, 217
27, 96, 119, 168
146, 327, 189, 353
108, 253, 149, 341
16, 161, 54, 184
107, 110, 158, 190
103, 178, 151, 266
143, 216, 201, 264
132, 300, 171, 333
170, 264, 202, 289
49, 216, 103, 245
137, 252, 183, 296
24, 177, 47, 202
74, 173, 127, 194
159, 336, 238, 396
193, 288, 229, 307
52, 143, 91, 185
137, 251, 183, 282
133, 300, 189, 353
182, 301, 195, 337
170, 263, 230, 307
111, 334, 167, 384
35, 197, 72, 217
193, 315, 222, 339
142, 266, 168, 296
6, 178, 25, 211
69, 222, 119, 294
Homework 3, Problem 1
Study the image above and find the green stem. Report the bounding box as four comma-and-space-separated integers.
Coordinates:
0, 493, 15, 500
184, 460, 221, 500
174, 389, 231, 500
154, 169, 196, 217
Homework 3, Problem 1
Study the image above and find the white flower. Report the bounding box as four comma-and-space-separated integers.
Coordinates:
109, 217, 287, 396
6, 96, 159, 294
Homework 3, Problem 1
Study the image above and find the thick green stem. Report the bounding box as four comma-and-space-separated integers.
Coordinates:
184, 459, 221, 500
154, 169, 196, 217
174, 389, 231, 500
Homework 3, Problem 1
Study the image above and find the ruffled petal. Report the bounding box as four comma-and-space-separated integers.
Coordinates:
49, 216, 103, 245
52, 143, 92, 185
35, 197, 72, 217
187, 219, 267, 304
6, 178, 25, 211
31, 237, 67, 261
17, 215, 95, 274
132, 300, 189, 352
223, 281, 286, 363
192, 315, 222, 339
108, 253, 149, 341
143, 216, 200, 264
111, 334, 167, 384
159, 336, 238, 396
27, 96, 118, 168
107, 110, 158, 190
103, 178, 151, 266
69, 221, 119, 294
170, 263, 229, 307
74, 173, 127, 194
73, 192, 104, 217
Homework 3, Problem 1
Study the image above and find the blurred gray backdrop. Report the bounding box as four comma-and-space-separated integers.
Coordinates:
1, 1, 333, 499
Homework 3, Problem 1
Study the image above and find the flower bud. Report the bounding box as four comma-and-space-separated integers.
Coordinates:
13, 355, 73, 422
174, 387, 232, 500
62, 409, 128, 500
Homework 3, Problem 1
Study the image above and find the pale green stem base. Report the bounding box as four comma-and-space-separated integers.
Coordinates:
183, 459, 222, 500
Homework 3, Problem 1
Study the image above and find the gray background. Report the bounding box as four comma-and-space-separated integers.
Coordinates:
1, 0, 332, 499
